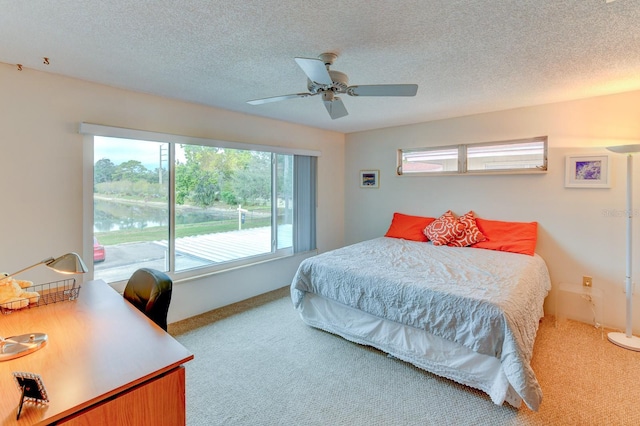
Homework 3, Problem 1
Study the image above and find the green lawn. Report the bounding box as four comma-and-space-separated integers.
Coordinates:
96, 217, 272, 245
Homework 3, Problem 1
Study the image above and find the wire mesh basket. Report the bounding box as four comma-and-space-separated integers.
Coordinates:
0, 278, 80, 314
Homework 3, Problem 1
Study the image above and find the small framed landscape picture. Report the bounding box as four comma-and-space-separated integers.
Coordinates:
359, 170, 379, 188
565, 154, 611, 188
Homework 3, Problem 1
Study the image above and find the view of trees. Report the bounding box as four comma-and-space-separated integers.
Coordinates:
94, 145, 273, 208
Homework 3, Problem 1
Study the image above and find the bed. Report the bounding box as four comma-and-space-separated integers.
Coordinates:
291, 232, 551, 411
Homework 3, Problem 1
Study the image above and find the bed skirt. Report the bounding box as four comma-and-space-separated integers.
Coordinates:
297, 292, 523, 408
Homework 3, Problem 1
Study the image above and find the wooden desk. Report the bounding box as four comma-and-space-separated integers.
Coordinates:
0, 279, 193, 425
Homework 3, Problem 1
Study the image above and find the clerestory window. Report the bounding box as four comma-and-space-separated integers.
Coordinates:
397, 136, 547, 176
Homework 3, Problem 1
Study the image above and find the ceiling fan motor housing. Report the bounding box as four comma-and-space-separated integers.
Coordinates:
307, 70, 349, 95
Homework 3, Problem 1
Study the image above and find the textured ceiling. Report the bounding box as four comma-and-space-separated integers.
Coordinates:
1, 0, 639, 133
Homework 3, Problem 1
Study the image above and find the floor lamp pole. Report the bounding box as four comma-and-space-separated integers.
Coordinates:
607, 146, 640, 351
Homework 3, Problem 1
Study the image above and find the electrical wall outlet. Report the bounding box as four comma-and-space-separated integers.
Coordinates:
583, 276, 593, 287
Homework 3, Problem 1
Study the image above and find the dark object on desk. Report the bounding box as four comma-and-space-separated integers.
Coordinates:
124, 268, 172, 331
13, 372, 48, 420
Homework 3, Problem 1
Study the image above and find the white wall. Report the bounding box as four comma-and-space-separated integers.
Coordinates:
0, 62, 345, 322
345, 90, 640, 333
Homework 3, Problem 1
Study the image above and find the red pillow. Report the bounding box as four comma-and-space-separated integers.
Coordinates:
423, 210, 465, 246
447, 211, 486, 247
385, 213, 435, 242
470, 218, 538, 255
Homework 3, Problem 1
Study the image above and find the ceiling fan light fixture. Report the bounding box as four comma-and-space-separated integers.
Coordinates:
321, 91, 335, 102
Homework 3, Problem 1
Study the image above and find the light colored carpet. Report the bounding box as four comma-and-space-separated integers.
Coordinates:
169, 287, 640, 426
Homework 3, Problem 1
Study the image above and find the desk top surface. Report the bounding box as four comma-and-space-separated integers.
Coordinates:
0, 279, 193, 425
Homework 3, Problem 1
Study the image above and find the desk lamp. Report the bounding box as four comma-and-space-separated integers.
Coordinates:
0, 252, 88, 361
606, 144, 640, 351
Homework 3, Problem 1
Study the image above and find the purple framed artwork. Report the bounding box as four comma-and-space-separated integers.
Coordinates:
565, 154, 611, 188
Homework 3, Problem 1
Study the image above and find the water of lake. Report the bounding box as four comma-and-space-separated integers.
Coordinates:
94, 198, 239, 232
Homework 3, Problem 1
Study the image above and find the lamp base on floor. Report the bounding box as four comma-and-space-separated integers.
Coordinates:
607, 331, 640, 351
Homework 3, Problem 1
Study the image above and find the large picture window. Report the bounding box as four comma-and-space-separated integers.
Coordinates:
83, 124, 317, 284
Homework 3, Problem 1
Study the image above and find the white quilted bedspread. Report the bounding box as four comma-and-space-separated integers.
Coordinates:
291, 237, 551, 410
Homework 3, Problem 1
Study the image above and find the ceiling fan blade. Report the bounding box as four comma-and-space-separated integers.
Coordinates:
294, 57, 333, 86
324, 97, 348, 120
247, 92, 313, 105
347, 84, 418, 97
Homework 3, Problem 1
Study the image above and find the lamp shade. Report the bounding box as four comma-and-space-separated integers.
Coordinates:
45, 252, 88, 274
606, 144, 640, 154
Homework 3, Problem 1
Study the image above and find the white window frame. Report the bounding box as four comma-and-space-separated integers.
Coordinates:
81, 123, 319, 285
397, 136, 548, 176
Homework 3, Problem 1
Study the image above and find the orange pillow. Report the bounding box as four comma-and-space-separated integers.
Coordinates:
384, 213, 435, 242
470, 218, 538, 256
447, 211, 486, 247
424, 210, 465, 246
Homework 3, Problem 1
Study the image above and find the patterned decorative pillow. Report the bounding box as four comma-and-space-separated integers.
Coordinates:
423, 210, 465, 246
448, 211, 486, 247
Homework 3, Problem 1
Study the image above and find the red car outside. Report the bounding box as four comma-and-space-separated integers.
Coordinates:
93, 237, 106, 262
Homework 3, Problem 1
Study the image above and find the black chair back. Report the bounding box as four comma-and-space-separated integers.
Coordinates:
123, 268, 172, 331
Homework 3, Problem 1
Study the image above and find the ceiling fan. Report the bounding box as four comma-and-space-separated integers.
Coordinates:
247, 52, 418, 120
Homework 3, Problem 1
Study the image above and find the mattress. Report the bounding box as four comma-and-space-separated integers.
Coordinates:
291, 237, 551, 410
